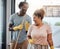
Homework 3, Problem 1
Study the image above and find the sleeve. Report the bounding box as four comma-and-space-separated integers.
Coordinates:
47, 25, 52, 34
9, 15, 14, 31
27, 25, 33, 36
9, 15, 14, 25
28, 16, 32, 24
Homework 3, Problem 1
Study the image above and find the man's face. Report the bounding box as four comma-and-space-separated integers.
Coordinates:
20, 4, 29, 14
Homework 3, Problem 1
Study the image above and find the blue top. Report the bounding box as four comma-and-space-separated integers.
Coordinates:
9, 13, 32, 43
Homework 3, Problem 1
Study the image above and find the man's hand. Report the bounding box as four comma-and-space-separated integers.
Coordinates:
13, 26, 19, 31
13, 24, 23, 31
18, 24, 23, 30
25, 21, 30, 31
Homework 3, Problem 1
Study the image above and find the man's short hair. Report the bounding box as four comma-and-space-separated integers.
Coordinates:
19, 1, 28, 8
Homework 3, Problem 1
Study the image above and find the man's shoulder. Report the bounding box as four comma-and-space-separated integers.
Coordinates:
26, 14, 31, 18
11, 13, 17, 17
10, 13, 17, 19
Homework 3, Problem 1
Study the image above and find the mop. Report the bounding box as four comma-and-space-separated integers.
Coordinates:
14, 15, 26, 49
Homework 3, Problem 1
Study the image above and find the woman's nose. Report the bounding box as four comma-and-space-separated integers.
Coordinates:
33, 19, 35, 21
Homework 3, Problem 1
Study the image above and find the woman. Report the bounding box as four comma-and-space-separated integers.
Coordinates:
27, 8, 54, 49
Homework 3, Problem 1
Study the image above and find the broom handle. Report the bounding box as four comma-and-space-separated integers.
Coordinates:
14, 30, 21, 49
14, 15, 26, 49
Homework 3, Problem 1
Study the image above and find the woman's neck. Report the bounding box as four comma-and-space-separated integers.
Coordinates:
35, 22, 43, 28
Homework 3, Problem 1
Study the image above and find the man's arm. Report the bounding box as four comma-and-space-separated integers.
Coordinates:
9, 14, 14, 31
9, 23, 14, 31
25, 16, 32, 33
9, 14, 23, 31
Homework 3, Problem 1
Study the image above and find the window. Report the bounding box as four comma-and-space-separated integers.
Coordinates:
0, 0, 6, 49
0, 0, 4, 48
44, 6, 60, 17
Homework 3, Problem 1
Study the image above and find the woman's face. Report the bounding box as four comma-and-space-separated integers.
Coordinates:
33, 15, 41, 25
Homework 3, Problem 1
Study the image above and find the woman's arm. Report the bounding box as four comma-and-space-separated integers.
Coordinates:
47, 33, 53, 47
27, 25, 32, 39
47, 33, 54, 49
47, 25, 54, 49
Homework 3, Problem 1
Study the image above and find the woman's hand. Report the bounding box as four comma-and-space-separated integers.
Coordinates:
28, 39, 34, 44
50, 46, 54, 49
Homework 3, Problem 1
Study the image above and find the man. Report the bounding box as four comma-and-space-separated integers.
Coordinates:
9, 1, 32, 49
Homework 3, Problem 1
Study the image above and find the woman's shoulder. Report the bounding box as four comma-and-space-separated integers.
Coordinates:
44, 24, 51, 29
43, 24, 50, 27
29, 24, 35, 28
